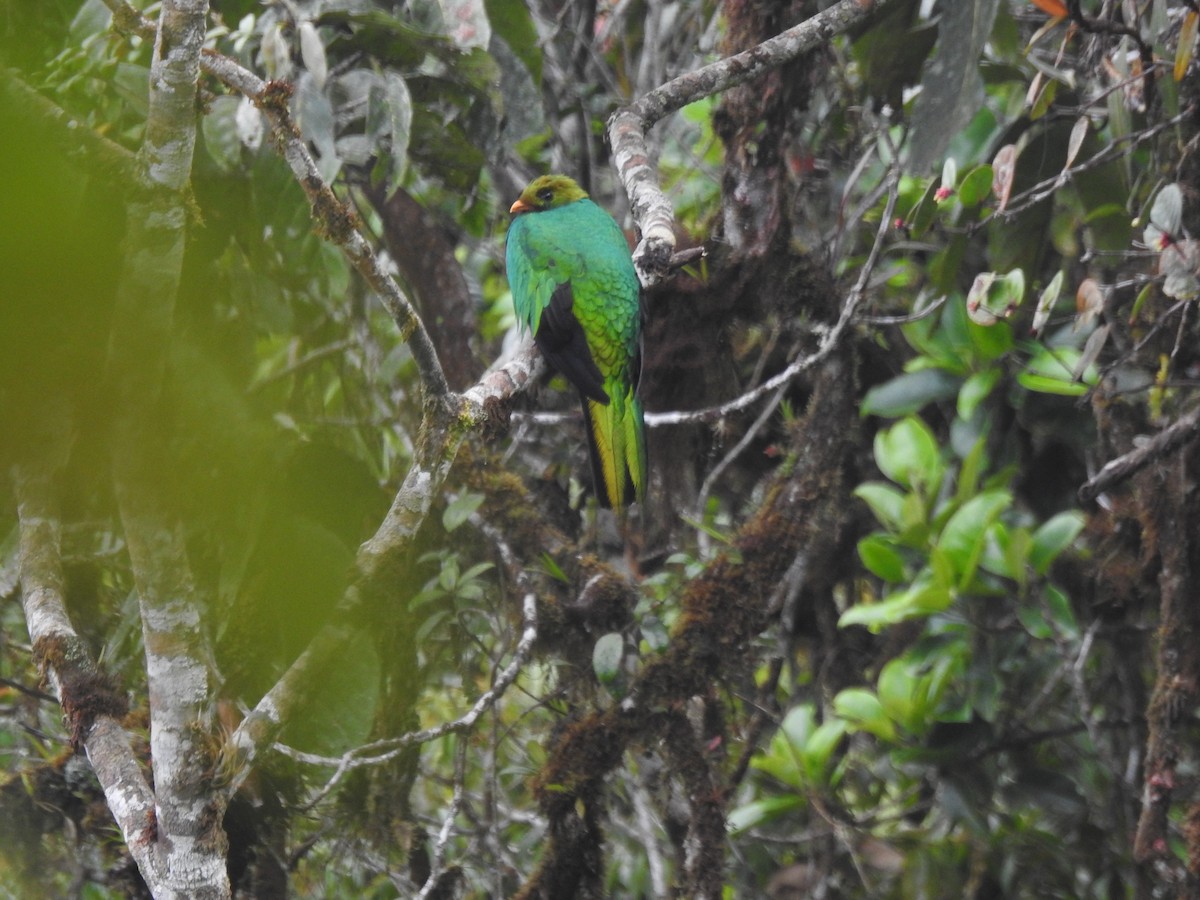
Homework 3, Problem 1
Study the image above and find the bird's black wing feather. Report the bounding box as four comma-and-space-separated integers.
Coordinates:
535, 282, 608, 404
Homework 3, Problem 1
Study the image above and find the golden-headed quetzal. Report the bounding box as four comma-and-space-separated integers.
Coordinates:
506, 174, 646, 511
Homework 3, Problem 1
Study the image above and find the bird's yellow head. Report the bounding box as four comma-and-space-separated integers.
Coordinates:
509, 175, 589, 215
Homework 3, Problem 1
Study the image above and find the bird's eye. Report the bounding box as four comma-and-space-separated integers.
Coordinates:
536, 188, 554, 203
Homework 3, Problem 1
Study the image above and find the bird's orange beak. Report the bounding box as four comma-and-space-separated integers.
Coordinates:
510, 198, 532, 215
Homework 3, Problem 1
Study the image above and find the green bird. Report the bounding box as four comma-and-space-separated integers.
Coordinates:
506, 174, 647, 511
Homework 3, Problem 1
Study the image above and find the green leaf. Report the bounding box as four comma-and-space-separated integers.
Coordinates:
1129, 282, 1155, 324
954, 437, 987, 505
941, 157, 958, 192
937, 489, 1012, 585
755, 705, 813, 787
907, 0, 1002, 173
997, 268, 1026, 309
957, 368, 1000, 420
485, 0, 542, 83
966, 311, 1015, 362
958, 165, 994, 207
861, 368, 962, 418
838, 574, 954, 631
802, 720, 849, 784
1026, 344, 1096, 380
877, 658, 916, 729
965, 269, 1024, 326
294, 75, 339, 181
727, 795, 805, 834
1018, 346, 1096, 396
874, 416, 944, 494
854, 482, 907, 531
367, 72, 412, 196
639, 615, 669, 652
779, 703, 817, 748
877, 657, 937, 734
1045, 584, 1079, 638
592, 632, 625, 687
929, 545, 957, 592
979, 522, 1028, 584
1028, 75, 1058, 120
833, 688, 897, 741
1017, 372, 1091, 396
1032, 270, 1065, 336
909, 178, 942, 238
1017, 603, 1053, 639
540, 552, 570, 583
443, 492, 485, 532
858, 534, 908, 582
1030, 511, 1085, 574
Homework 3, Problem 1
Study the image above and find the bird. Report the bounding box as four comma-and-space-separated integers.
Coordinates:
506, 174, 646, 512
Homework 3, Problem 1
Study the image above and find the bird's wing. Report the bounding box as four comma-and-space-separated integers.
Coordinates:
506, 217, 578, 335
537, 281, 608, 404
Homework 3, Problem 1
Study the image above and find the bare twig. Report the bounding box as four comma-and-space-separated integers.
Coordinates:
693, 383, 787, 551
416, 739, 469, 900
857, 294, 948, 325
981, 108, 1191, 223
275, 588, 538, 806
649, 154, 901, 427
1079, 405, 1200, 502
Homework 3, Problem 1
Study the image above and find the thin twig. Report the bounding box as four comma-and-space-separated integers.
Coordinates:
857, 294, 948, 325
693, 383, 787, 554
981, 108, 1191, 224
649, 155, 902, 427
416, 739, 469, 900
279, 588, 538, 805
1079, 404, 1200, 502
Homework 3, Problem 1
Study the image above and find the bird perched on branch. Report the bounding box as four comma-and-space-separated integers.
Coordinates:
506, 174, 646, 512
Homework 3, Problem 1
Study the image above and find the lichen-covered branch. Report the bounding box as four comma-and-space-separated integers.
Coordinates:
12, 465, 157, 892
106, 1, 231, 895
608, 0, 899, 285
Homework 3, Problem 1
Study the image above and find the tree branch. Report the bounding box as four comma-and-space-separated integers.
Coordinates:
1079, 405, 1200, 503
106, 1, 231, 894
608, 0, 899, 285
254, 552, 538, 806
12, 464, 158, 893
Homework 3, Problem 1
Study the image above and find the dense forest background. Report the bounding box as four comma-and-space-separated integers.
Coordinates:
4, 0, 1200, 896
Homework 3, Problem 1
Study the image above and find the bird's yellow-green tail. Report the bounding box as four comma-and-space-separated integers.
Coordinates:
582, 385, 646, 512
